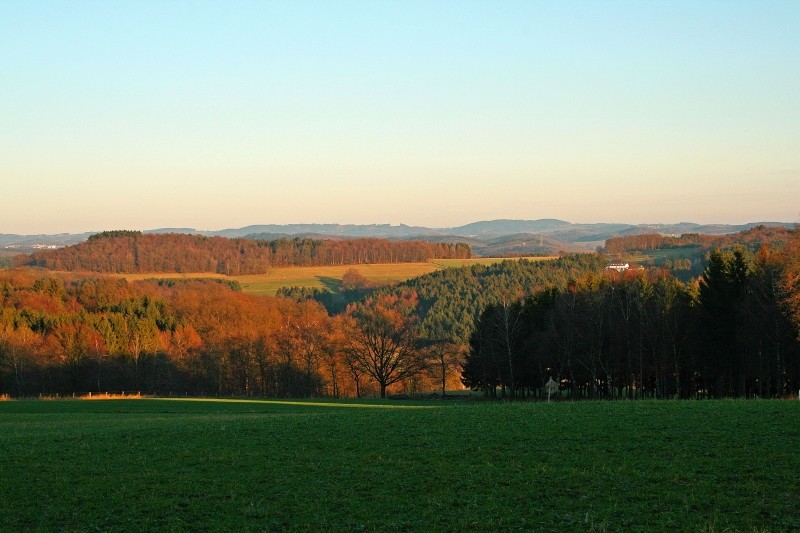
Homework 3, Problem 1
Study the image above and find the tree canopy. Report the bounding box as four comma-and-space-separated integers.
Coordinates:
462, 239, 800, 399
17, 234, 470, 274
3, 228, 798, 400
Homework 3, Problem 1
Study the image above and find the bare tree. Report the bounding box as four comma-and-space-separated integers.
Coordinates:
427, 342, 464, 396
345, 291, 427, 398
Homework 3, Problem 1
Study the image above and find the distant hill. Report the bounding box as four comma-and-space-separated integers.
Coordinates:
605, 225, 796, 280
16, 232, 471, 275
0, 232, 93, 247
3, 220, 794, 258
212, 223, 431, 239
446, 219, 573, 236
606, 225, 795, 255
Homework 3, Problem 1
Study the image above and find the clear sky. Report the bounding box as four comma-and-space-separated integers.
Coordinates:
2, 0, 798, 234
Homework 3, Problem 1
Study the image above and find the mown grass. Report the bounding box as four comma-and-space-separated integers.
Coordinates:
2, 399, 798, 531
113, 257, 556, 295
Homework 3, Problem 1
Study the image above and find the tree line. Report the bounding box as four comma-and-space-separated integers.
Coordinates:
604, 225, 792, 255
462, 235, 800, 399
4, 228, 797, 401
16, 232, 471, 274
0, 255, 605, 399
0, 270, 456, 398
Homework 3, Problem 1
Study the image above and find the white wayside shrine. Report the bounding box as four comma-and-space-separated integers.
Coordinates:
544, 377, 559, 402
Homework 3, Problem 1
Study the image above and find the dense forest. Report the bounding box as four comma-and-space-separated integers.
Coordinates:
0, 270, 433, 398
16, 231, 471, 274
604, 225, 792, 255
463, 235, 800, 399
2, 228, 799, 400
398, 254, 608, 344
280, 255, 609, 333
0, 255, 609, 398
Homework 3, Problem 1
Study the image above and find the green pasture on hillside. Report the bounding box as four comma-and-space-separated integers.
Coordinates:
2, 398, 798, 532
623, 247, 706, 267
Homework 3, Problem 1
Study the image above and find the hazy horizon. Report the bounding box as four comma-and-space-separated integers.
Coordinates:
2, 1, 798, 235
2, 217, 797, 237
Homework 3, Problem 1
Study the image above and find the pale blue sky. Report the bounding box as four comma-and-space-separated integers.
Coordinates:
2, 1, 798, 234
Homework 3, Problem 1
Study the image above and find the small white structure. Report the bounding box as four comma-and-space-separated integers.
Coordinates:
544, 377, 559, 402
607, 261, 630, 272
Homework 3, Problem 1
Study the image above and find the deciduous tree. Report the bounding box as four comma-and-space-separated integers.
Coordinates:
345, 291, 427, 398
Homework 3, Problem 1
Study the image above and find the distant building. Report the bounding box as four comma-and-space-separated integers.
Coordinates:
607, 261, 630, 272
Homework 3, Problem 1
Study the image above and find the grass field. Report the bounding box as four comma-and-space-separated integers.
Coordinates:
117, 256, 557, 295
624, 247, 706, 264
1, 399, 798, 531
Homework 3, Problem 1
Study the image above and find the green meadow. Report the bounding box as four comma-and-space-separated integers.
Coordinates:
1, 399, 799, 532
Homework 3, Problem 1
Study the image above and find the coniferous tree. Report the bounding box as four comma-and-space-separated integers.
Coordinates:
698, 248, 749, 397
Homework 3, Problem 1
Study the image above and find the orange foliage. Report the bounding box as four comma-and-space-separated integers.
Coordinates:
605, 226, 792, 255
0, 268, 436, 397
19, 233, 471, 274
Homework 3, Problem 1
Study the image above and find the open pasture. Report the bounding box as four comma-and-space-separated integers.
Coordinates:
1, 398, 798, 531
117, 256, 556, 295
623, 247, 706, 265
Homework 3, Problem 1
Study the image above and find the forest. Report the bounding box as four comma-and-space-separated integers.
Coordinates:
604, 224, 792, 254
0, 271, 355, 397
1, 227, 799, 400
16, 231, 471, 274
463, 245, 800, 399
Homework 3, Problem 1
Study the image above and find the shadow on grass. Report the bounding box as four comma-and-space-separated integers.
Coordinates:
317, 276, 342, 293
149, 397, 436, 409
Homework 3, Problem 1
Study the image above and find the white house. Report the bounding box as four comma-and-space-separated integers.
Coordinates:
607, 261, 630, 272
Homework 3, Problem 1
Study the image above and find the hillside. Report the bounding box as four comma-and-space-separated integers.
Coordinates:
606, 225, 794, 254
605, 225, 794, 279
16, 232, 471, 275
395, 254, 608, 343
4, 219, 794, 258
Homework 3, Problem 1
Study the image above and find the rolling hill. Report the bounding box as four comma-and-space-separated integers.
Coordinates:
2, 219, 795, 258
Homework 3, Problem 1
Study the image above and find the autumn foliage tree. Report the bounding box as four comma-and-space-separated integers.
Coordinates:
604, 226, 793, 255
0, 271, 340, 397
344, 290, 427, 398
783, 227, 800, 333
18, 233, 471, 274
4, 229, 798, 400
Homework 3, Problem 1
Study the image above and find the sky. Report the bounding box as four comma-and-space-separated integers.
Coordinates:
1, 0, 799, 235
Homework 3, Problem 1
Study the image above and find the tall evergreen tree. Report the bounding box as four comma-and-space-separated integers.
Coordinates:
698, 248, 749, 397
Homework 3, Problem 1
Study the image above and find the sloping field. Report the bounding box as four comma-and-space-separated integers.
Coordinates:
1, 398, 798, 531
117, 257, 556, 295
